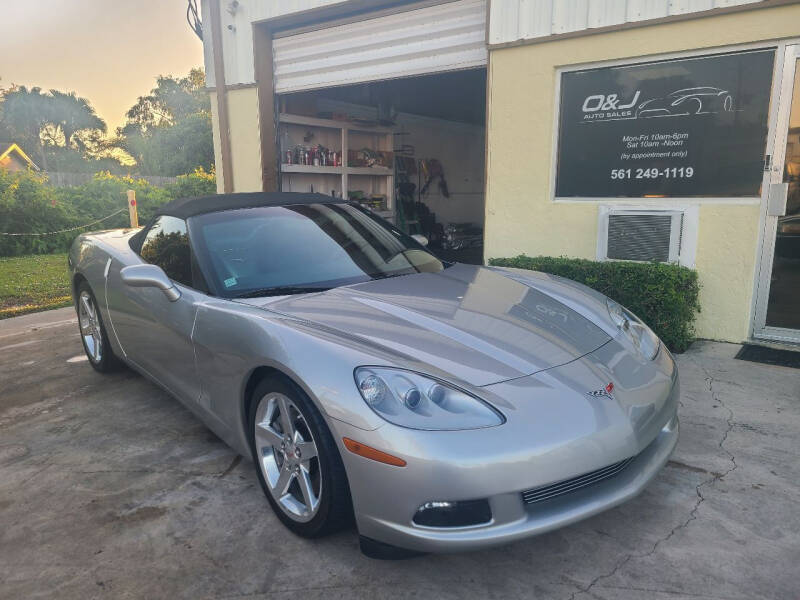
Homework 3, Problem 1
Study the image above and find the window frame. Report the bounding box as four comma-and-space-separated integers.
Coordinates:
550, 42, 779, 205
136, 215, 210, 293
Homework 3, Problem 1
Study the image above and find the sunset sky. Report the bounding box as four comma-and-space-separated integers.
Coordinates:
0, 0, 205, 132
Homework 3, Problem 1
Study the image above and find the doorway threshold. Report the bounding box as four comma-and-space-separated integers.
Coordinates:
735, 343, 800, 369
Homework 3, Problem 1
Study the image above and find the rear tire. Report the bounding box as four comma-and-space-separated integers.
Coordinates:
76, 281, 122, 373
248, 374, 353, 538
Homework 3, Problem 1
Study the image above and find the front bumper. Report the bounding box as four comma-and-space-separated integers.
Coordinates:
337, 413, 677, 553
331, 342, 680, 553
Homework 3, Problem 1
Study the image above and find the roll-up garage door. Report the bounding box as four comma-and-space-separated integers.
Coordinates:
272, 0, 487, 94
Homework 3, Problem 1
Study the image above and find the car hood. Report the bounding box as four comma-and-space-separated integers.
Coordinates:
240, 264, 611, 386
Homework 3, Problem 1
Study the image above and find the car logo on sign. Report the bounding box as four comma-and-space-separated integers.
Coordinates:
587, 382, 615, 400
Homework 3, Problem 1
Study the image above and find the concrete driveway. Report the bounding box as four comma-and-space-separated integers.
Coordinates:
1, 307, 798, 600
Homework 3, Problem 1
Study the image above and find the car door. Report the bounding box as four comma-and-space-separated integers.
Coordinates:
107, 215, 205, 404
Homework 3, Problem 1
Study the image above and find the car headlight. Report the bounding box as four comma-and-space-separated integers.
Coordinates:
354, 367, 504, 430
606, 298, 660, 360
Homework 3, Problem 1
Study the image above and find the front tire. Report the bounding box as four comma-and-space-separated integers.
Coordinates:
248, 374, 353, 538
76, 281, 121, 373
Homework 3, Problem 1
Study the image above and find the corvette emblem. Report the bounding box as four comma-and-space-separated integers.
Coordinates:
587, 382, 615, 400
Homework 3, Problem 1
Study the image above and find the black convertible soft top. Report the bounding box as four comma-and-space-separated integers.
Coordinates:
155, 192, 344, 220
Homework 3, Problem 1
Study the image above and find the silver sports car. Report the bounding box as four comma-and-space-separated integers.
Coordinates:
68, 192, 679, 557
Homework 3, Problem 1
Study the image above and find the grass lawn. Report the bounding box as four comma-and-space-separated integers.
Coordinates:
0, 253, 72, 319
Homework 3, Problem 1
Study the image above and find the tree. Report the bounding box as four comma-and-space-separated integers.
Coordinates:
0, 68, 212, 177
48, 90, 106, 151
0, 86, 52, 168
125, 68, 208, 131
0, 86, 112, 171
0, 80, 15, 141
117, 68, 213, 177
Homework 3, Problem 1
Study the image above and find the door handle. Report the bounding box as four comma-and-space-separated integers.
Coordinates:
767, 183, 789, 217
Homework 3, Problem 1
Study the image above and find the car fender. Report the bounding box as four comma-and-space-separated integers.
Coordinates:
192, 299, 409, 457
69, 231, 141, 358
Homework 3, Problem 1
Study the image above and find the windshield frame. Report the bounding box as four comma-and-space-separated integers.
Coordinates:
186, 201, 448, 298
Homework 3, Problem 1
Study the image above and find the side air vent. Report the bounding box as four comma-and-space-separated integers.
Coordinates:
599, 210, 684, 263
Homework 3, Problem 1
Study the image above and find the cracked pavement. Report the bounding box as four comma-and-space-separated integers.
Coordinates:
1, 308, 799, 599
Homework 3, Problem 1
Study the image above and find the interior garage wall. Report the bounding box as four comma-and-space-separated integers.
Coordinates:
209, 88, 263, 193
317, 98, 485, 226
484, 3, 800, 343
402, 117, 485, 227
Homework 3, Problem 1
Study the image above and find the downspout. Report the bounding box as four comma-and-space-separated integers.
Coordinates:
209, 0, 234, 193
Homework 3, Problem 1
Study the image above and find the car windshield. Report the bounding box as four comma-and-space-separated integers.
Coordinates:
189, 203, 446, 297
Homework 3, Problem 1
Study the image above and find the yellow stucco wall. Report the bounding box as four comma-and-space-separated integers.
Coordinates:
209, 87, 263, 193
209, 92, 224, 194
485, 4, 800, 343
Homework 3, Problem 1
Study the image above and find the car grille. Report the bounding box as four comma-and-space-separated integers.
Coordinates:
521, 456, 635, 505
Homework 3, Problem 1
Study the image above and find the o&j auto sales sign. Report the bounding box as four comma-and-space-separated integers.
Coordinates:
555, 49, 775, 198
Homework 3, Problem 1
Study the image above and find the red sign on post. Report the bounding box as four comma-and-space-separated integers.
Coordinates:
127, 190, 139, 228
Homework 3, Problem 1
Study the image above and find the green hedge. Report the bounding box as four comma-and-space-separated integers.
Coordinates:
0, 168, 216, 257
489, 255, 700, 352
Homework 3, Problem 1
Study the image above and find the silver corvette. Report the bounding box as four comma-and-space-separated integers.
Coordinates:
68, 192, 679, 557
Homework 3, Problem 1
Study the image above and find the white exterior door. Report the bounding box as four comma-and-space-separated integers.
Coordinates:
753, 44, 800, 343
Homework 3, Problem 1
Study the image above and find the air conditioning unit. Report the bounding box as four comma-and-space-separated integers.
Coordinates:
597, 207, 697, 266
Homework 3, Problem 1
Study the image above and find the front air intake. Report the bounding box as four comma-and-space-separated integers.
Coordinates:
521, 457, 635, 505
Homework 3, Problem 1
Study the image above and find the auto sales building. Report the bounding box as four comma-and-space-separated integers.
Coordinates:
201, 0, 800, 345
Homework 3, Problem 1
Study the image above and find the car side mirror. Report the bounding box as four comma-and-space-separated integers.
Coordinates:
411, 234, 429, 247
120, 264, 181, 302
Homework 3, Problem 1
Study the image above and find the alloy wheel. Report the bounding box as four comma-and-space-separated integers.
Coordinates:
78, 290, 102, 363
254, 392, 321, 522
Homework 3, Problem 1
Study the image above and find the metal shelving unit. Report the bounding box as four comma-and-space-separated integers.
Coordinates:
278, 113, 395, 221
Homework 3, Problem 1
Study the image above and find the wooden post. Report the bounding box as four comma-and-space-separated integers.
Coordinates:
127, 190, 139, 228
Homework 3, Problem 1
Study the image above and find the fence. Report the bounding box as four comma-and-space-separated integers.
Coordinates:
0, 190, 141, 257
44, 171, 178, 188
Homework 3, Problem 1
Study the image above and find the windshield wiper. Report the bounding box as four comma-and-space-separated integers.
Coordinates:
372, 270, 416, 280
233, 286, 331, 298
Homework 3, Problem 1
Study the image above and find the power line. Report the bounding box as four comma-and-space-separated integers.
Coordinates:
187, 0, 203, 40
